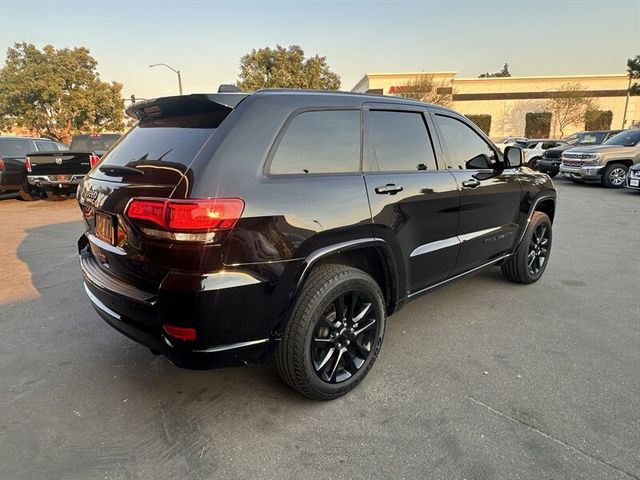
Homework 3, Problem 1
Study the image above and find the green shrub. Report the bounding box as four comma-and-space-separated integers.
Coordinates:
525, 112, 552, 138
466, 114, 492, 135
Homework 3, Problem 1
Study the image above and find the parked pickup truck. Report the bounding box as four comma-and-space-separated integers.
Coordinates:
0, 136, 68, 200
559, 129, 640, 187
537, 130, 622, 178
25, 133, 120, 200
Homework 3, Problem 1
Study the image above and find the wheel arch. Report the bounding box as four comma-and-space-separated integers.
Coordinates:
606, 159, 633, 168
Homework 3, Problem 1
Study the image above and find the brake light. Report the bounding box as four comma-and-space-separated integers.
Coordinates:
25, 157, 32, 172
0, 159, 4, 171
163, 324, 196, 341
89, 154, 100, 168
126, 198, 245, 232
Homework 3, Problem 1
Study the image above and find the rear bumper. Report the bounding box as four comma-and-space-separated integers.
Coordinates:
27, 174, 84, 188
78, 236, 291, 369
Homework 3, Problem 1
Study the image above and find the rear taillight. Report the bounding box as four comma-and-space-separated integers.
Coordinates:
25, 157, 32, 172
89, 154, 100, 168
0, 159, 4, 171
125, 197, 244, 241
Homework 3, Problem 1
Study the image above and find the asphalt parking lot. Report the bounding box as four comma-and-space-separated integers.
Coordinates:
0, 179, 638, 480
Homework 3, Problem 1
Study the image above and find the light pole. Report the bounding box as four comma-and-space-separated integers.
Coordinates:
149, 63, 183, 95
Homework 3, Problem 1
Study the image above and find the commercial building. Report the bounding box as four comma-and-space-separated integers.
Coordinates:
351, 72, 638, 140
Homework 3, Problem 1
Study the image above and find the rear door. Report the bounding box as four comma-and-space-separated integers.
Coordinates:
431, 111, 522, 273
362, 103, 460, 293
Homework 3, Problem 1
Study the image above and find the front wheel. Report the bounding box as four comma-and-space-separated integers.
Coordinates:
276, 264, 385, 400
546, 170, 558, 178
502, 211, 552, 284
601, 163, 628, 188
527, 157, 541, 169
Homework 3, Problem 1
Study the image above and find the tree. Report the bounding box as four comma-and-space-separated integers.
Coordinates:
627, 55, 640, 95
236, 45, 340, 91
0, 43, 124, 143
393, 74, 453, 107
479, 63, 511, 78
546, 82, 598, 138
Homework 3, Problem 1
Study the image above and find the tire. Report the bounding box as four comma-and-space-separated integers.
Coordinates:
276, 264, 386, 400
601, 163, 628, 188
502, 211, 552, 284
527, 157, 541, 169
547, 171, 558, 178
17, 186, 40, 201
45, 189, 69, 201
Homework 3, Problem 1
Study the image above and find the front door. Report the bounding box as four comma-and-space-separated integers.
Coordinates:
362, 104, 460, 294
431, 112, 522, 273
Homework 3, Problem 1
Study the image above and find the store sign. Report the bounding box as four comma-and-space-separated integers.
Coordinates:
387, 85, 415, 94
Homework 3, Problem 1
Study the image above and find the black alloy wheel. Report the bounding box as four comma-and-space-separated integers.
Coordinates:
527, 223, 549, 276
311, 291, 380, 384
276, 264, 386, 400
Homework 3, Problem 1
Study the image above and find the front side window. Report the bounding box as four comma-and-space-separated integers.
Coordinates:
366, 110, 437, 172
35, 140, 58, 151
269, 110, 360, 175
434, 115, 497, 169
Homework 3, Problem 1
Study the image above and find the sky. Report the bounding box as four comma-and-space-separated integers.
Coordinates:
1, 0, 638, 100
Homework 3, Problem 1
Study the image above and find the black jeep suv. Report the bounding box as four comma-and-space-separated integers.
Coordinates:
77, 90, 556, 399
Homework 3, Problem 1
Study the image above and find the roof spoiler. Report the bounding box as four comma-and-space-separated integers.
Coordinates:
126, 93, 249, 121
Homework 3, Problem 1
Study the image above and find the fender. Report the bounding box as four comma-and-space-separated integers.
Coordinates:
512, 193, 556, 252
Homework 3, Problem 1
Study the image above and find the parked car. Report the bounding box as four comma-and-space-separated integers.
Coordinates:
0, 136, 68, 200
521, 139, 569, 168
624, 163, 640, 191
494, 136, 527, 153
560, 129, 640, 187
24, 133, 121, 200
77, 90, 556, 400
537, 130, 623, 178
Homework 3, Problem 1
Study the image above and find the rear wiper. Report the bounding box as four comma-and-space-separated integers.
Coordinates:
99, 165, 144, 176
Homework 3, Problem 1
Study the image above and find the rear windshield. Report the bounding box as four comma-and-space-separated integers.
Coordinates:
71, 135, 120, 151
97, 113, 219, 170
0, 138, 34, 157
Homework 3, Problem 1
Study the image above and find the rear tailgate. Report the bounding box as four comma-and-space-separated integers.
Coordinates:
78, 93, 247, 293
27, 151, 93, 177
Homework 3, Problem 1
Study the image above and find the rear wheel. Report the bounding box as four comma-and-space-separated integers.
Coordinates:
601, 163, 628, 188
276, 264, 385, 400
502, 212, 552, 284
18, 185, 41, 201
45, 189, 69, 201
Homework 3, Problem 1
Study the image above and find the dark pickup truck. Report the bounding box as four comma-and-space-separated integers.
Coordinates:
25, 133, 120, 200
0, 136, 68, 200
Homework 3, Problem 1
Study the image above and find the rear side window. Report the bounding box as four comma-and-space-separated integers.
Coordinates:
269, 110, 360, 175
365, 110, 437, 172
98, 113, 217, 170
0, 139, 34, 157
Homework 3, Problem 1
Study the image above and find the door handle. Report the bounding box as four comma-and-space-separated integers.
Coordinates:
375, 184, 404, 195
462, 178, 481, 189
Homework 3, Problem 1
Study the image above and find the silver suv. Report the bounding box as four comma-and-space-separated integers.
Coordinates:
559, 130, 640, 187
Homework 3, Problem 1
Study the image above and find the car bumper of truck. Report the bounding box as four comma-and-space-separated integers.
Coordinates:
27, 174, 84, 188
559, 164, 603, 182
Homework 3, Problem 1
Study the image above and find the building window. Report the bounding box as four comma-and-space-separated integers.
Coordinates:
465, 114, 492, 135
525, 112, 552, 138
584, 110, 613, 131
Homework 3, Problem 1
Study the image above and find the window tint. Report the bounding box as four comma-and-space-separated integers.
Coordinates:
70, 134, 120, 152
270, 110, 360, 175
99, 113, 216, 169
366, 110, 437, 171
0, 139, 34, 157
435, 115, 497, 169
35, 140, 58, 151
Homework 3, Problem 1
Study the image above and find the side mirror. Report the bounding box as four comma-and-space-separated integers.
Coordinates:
503, 145, 524, 168
465, 154, 492, 170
